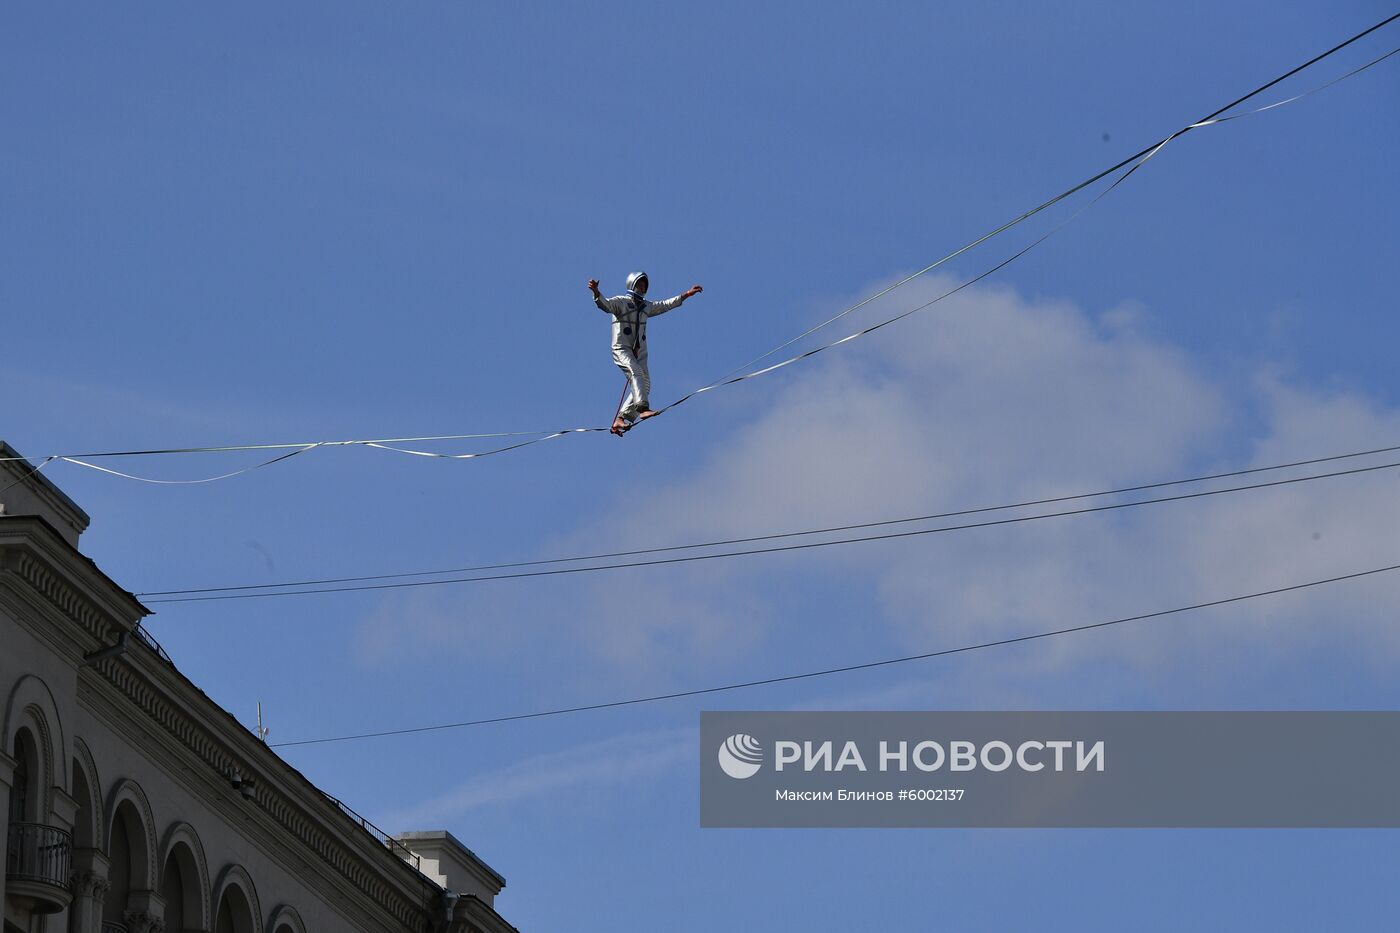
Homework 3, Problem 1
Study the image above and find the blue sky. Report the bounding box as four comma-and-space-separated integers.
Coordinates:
4, 2, 1400, 929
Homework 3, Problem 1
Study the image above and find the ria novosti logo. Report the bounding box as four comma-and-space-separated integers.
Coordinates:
718, 733, 764, 779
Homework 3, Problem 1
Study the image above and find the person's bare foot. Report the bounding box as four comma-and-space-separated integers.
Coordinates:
611, 418, 630, 436
636, 408, 659, 420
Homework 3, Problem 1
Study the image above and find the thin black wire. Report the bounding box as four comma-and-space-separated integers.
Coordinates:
0, 456, 56, 497
269, 560, 1400, 748
139, 442, 1400, 597
146, 455, 1400, 603
242, 18, 1400, 749
695, 11, 1400, 383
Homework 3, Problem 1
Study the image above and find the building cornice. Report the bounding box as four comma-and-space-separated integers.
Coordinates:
456, 894, 520, 933
83, 652, 436, 931
0, 517, 146, 651
1, 516, 441, 932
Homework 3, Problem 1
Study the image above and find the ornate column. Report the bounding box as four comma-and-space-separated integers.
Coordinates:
124, 888, 167, 933
123, 909, 166, 933
70, 849, 112, 933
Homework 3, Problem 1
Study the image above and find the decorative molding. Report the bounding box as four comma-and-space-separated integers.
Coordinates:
266, 903, 308, 933
106, 778, 160, 891
73, 870, 112, 899
123, 887, 167, 933
124, 909, 167, 933
94, 659, 430, 930
159, 821, 212, 932
73, 736, 106, 850
9, 549, 121, 645
4, 521, 435, 931
4, 675, 69, 816
0, 747, 16, 786
212, 863, 262, 933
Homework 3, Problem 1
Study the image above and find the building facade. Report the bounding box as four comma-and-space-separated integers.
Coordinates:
0, 443, 516, 933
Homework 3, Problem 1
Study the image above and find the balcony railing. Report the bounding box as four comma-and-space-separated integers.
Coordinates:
5, 821, 72, 889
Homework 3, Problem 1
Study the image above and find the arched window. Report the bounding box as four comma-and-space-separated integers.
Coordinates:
159, 828, 210, 933
158, 823, 210, 930
70, 756, 99, 851
211, 865, 260, 933
161, 854, 187, 932
4, 726, 71, 917
104, 807, 134, 926
214, 884, 256, 933
8, 730, 33, 823
102, 793, 154, 929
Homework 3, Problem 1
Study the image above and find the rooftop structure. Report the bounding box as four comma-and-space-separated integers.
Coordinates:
1, 442, 517, 933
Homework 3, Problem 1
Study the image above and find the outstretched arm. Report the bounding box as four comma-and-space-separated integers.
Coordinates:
646, 284, 703, 317
588, 279, 615, 313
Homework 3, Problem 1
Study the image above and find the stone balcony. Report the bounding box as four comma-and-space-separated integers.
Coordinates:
5, 821, 73, 914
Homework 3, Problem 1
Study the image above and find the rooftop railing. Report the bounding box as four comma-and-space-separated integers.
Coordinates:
322, 793, 421, 870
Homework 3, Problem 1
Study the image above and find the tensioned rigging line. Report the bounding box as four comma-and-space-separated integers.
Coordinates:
39, 445, 325, 486
266, 560, 1400, 748
277, 37, 1400, 463
143, 454, 1400, 603
137, 440, 1400, 597
6, 15, 1397, 480
700, 15, 1400, 383
0, 456, 57, 496
653, 40, 1400, 419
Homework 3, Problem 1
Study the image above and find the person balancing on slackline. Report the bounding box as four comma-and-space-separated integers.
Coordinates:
588, 271, 704, 436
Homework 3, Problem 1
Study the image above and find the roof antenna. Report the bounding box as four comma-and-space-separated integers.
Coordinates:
256, 701, 271, 744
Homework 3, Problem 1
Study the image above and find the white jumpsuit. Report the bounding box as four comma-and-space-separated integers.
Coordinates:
595, 280, 689, 422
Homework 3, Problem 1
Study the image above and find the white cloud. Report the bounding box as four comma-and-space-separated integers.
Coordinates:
354, 274, 1400, 695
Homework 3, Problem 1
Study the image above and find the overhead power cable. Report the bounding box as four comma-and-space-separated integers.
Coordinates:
7, 17, 1398, 482
139, 440, 1400, 596
143, 452, 1400, 603
267, 559, 1400, 748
